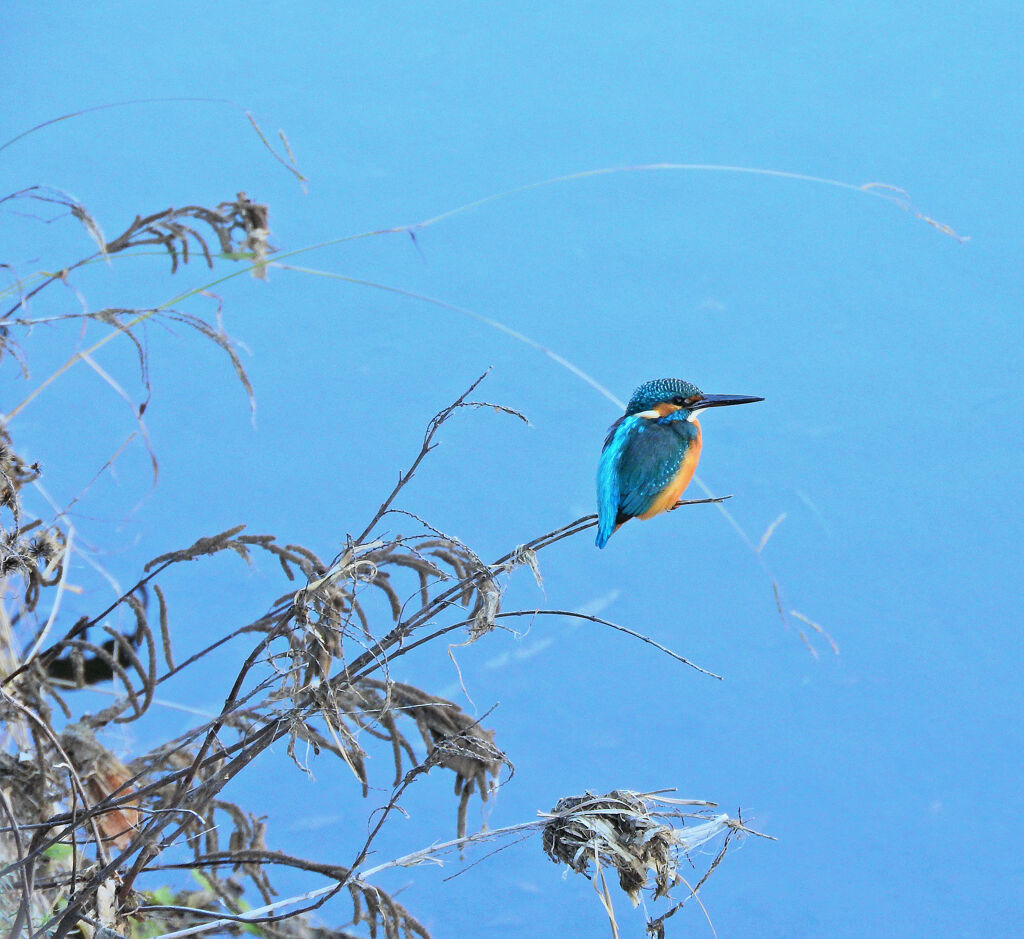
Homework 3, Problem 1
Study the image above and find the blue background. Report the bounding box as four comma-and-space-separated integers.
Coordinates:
3, 3, 1022, 936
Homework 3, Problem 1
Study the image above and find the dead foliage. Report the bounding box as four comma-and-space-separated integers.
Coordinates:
541, 789, 773, 936
0, 187, 762, 939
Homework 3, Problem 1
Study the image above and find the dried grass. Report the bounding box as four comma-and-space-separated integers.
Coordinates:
0, 172, 768, 939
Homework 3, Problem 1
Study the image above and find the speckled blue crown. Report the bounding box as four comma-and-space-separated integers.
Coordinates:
625, 378, 701, 415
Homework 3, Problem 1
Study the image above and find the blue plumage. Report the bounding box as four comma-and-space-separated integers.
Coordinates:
595, 414, 695, 547
625, 378, 702, 415
595, 416, 634, 548
616, 418, 698, 517
595, 378, 763, 548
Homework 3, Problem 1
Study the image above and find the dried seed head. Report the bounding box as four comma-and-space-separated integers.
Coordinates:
0, 482, 16, 508
542, 790, 732, 906
29, 532, 60, 562
0, 551, 28, 575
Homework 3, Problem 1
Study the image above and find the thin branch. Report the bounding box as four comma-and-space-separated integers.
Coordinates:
491, 610, 721, 679
353, 370, 498, 545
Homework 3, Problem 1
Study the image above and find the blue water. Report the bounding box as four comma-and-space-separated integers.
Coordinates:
3, 3, 1021, 935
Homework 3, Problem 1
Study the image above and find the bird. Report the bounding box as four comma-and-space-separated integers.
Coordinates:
596, 378, 763, 548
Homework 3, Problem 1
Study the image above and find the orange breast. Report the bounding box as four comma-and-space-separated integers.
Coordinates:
636, 419, 702, 519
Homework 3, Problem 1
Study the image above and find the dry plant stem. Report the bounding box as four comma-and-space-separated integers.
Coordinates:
493, 611, 721, 679
22, 526, 74, 662
0, 172, 865, 661
142, 792, 751, 939
4, 670, 284, 880
0, 692, 111, 868
0, 98, 241, 156
162, 498, 723, 795
100, 492, 722, 909
0, 155, 855, 937
3, 196, 264, 425
271, 260, 831, 654
48, 506, 723, 931
345, 700, 503, 869
20, 675, 291, 934
1, 163, 948, 668
401, 162, 966, 241
115, 633, 293, 902
0, 787, 33, 938
8, 375, 735, 938
1, 557, 178, 689
352, 369, 510, 545
383, 604, 721, 680
6, 160, 959, 423
343, 496, 728, 684
111, 657, 331, 912
145, 820, 546, 939
646, 830, 735, 938
1, 193, 265, 321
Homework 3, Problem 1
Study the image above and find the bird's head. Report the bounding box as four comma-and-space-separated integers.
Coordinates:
625, 378, 764, 421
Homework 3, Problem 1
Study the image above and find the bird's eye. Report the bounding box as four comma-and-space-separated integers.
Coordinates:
671, 395, 686, 405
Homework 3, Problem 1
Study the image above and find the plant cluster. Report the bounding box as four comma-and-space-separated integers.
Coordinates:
0, 178, 764, 939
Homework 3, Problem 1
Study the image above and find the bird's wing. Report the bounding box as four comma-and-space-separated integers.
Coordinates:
614, 420, 688, 522
595, 415, 635, 547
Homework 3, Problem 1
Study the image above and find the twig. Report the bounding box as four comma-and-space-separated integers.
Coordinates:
353, 370, 502, 545
491, 610, 721, 679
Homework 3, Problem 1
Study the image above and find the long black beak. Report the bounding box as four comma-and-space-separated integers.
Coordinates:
691, 394, 764, 410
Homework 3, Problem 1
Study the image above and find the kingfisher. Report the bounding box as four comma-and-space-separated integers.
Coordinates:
596, 378, 763, 548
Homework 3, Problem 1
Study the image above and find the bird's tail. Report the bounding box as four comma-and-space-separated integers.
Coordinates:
595, 517, 617, 549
